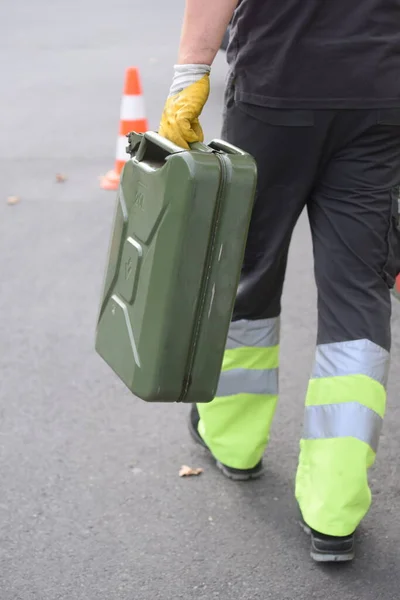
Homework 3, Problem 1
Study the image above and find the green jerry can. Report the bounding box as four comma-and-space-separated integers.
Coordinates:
95, 131, 257, 403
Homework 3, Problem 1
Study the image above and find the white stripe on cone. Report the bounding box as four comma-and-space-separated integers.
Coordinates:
120, 95, 146, 121
116, 136, 131, 161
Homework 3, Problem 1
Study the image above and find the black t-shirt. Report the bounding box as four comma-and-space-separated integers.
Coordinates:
227, 0, 400, 108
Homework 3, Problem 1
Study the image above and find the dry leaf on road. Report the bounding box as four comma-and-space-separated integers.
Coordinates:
55, 173, 67, 183
179, 465, 204, 477
7, 196, 20, 205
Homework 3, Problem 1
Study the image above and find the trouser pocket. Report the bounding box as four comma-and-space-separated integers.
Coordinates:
383, 186, 400, 288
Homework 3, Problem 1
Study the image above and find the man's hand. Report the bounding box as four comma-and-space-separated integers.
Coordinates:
158, 0, 238, 149
159, 66, 210, 149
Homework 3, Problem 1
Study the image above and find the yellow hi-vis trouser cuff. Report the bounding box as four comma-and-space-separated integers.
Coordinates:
197, 318, 280, 470
296, 367, 386, 537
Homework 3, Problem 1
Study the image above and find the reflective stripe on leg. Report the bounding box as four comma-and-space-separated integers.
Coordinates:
312, 339, 389, 387
303, 402, 382, 452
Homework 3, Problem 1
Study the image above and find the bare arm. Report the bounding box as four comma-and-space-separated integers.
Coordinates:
159, 0, 238, 146
178, 0, 239, 65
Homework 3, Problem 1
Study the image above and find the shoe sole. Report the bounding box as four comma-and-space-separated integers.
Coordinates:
188, 415, 263, 481
299, 520, 355, 563
215, 460, 264, 481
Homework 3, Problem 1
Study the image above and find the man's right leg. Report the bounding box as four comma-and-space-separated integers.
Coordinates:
195, 91, 327, 473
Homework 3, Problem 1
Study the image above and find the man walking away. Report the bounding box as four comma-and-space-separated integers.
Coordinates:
159, 0, 400, 562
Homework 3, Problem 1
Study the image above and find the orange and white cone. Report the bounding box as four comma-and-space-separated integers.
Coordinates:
100, 67, 148, 191
394, 275, 400, 300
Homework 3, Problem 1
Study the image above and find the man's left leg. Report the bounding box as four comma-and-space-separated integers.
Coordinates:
296, 109, 400, 561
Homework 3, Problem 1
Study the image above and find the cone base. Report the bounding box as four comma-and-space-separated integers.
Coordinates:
100, 169, 120, 191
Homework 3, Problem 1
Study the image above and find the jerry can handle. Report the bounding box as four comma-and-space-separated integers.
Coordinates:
126, 132, 145, 156
127, 131, 214, 163
208, 139, 249, 156
127, 131, 183, 161
190, 141, 213, 153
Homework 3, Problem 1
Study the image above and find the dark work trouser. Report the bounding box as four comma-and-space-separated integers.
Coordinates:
197, 82, 400, 536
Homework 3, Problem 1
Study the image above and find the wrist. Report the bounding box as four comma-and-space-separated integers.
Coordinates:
177, 51, 214, 66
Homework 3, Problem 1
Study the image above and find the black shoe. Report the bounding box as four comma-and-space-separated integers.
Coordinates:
188, 405, 264, 481
300, 516, 355, 563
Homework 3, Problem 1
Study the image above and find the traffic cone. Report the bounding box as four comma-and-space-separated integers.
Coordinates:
100, 67, 148, 191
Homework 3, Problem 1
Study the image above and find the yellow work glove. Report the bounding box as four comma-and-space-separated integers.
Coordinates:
159, 64, 211, 149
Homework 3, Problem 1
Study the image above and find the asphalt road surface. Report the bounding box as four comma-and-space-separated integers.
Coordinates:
1, 2, 400, 599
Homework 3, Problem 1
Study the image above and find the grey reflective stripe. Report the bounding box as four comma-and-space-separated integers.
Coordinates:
312, 339, 390, 388
216, 367, 279, 397
303, 402, 382, 453
226, 317, 280, 350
